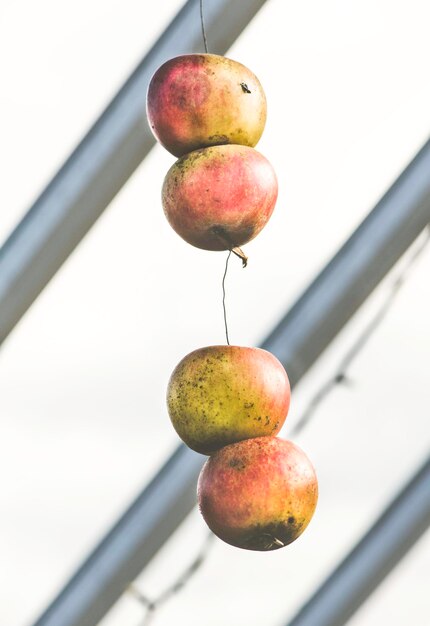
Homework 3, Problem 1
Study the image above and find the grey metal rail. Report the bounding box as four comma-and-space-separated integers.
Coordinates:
286, 455, 430, 626
262, 138, 430, 386
32, 138, 430, 626
33, 445, 203, 626
0, 0, 269, 346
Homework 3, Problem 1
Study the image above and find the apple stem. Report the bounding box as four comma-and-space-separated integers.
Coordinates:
231, 246, 248, 268
272, 537, 285, 548
210, 226, 248, 268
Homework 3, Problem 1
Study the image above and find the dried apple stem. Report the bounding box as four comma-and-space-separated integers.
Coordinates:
231, 246, 248, 267
211, 226, 248, 268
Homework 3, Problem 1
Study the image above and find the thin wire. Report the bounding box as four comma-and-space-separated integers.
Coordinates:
222, 250, 232, 345
199, 0, 209, 53
290, 226, 430, 437
130, 532, 215, 625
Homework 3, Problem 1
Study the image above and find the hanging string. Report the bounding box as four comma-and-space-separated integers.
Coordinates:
222, 250, 232, 345
290, 226, 430, 437
199, 0, 209, 53
129, 532, 215, 625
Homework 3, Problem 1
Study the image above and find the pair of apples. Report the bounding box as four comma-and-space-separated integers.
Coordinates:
147, 53, 277, 254
147, 54, 318, 551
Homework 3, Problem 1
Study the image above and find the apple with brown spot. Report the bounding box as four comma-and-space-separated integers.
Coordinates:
147, 54, 267, 157
198, 437, 318, 551
162, 144, 278, 252
167, 345, 290, 454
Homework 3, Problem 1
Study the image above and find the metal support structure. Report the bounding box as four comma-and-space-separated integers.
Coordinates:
33, 446, 203, 626
286, 455, 430, 626
262, 139, 430, 386
0, 0, 269, 346
32, 138, 430, 626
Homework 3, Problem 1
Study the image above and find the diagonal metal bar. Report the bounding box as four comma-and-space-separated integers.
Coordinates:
0, 0, 269, 346
261, 138, 430, 386
33, 445, 204, 626
32, 139, 430, 626
286, 455, 430, 626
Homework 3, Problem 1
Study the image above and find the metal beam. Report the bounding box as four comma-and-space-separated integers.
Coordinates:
33, 445, 203, 626
286, 455, 430, 626
32, 139, 430, 626
0, 0, 269, 346
262, 139, 430, 386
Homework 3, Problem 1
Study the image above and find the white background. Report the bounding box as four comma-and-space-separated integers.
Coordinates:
0, 1, 429, 625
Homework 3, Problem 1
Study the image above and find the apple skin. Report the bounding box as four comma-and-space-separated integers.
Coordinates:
146, 53, 267, 157
162, 144, 278, 251
198, 437, 318, 551
167, 346, 290, 454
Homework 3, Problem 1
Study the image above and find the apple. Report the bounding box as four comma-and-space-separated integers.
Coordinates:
147, 54, 267, 157
162, 144, 278, 251
198, 437, 318, 551
167, 345, 290, 454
